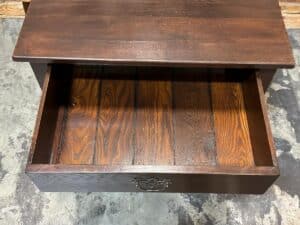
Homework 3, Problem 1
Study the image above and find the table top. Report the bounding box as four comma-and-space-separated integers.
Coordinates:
13, 0, 294, 68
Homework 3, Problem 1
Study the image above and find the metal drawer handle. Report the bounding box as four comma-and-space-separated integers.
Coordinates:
132, 177, 172, 192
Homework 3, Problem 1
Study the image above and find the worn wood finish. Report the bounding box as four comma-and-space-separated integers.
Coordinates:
242, 74, 278, 167
95, 67, 135, 165
135, 68, 174, 165
211, 73, 255, 167
13, 0, 294, 68
0, 1, 25, 18
26, 164, 279, 193
172, 69, 216, 166
280, 2, 300, 29
58, 67, 101, 164
30, 65, 70, 164
26, 65, 279, 193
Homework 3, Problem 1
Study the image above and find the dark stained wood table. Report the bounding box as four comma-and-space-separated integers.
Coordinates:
14, 0, 294, 68
13, 0, 295, 193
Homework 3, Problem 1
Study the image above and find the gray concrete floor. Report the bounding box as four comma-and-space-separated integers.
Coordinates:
0, 19, 299, 225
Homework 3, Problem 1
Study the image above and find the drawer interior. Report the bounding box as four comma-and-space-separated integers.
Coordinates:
31, 65, 274, 169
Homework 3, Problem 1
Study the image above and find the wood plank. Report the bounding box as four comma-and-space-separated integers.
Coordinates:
0, 2, 24, 17
173, 70, 216, 166
22, 17, 288, 43
280, 2, 300, 28
58, 67, 100, 164
94, 68, 135, 165
242, 73, 277, 166
134, 68, 174, 165
211, 74, 255, 167
30, 66, 53, 163
12, 0, 294, 68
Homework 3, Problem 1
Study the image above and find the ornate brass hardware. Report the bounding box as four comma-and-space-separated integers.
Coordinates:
132, 177, 172, 192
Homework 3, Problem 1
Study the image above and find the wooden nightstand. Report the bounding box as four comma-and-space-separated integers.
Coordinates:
13, 0, 294, 193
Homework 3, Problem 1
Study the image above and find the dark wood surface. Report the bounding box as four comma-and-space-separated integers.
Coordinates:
26, 65, 279, 193
243, 72, 279, 167
59, 67, 101, 164
26, 164, 278, 193
13, 0, 294, 68
29, 63, 47, 87
95, 67, 136, 165
172, 70, 215, 166
259, 69, 277, 92
135, 68, 174, 165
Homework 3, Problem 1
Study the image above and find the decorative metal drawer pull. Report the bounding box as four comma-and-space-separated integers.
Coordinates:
132, 177, 172, 192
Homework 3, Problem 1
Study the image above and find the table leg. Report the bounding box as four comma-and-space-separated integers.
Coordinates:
30, 63, 47, 88
258, 69, 276, 92
22, 1, 30, 13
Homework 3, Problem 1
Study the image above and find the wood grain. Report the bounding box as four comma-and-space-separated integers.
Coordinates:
34, 66, 272, 168
95, 68, 135, 165
242, 73, 277, 166
0, 2, 25, 18
135, 68, 174, 165
59, 67, 100, 164
280, 2, 300, 28
211, 74, 255, 167
27, 65, 280, 193
172, 70, 216, 166
13, 0, 294, 68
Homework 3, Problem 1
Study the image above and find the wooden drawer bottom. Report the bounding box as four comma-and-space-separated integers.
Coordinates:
26, 65, 278, 193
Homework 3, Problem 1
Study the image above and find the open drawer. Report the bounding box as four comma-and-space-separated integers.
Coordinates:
26, 65, 279, 193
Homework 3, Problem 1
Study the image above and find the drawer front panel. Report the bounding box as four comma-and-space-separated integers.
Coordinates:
27, 172, 277, 194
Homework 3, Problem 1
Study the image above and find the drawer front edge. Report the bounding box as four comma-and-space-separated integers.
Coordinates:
26, 172, 278, 194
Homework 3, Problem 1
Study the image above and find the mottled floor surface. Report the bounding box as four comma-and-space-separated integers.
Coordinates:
0, 18, 299, 225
